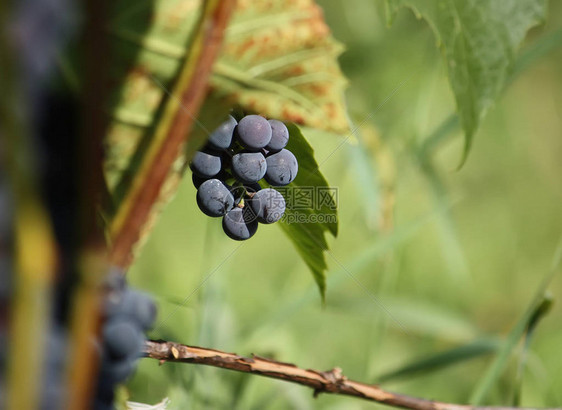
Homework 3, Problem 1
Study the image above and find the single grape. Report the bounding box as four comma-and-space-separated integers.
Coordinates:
102, 319, 144, 360
222, 207, 258, 240
196, 179, 235, 217
119, 290, 157, 331
265, 149, 298, 186
250, 188, 286, 224
100, 356, 137, 384
208, 115, 237, 150
190, 149, 222, 178
232, 151, 267, 183
236, 115, 272, 150
266, 120, 289, 152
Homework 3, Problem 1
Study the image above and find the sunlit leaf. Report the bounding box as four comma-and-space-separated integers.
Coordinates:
212, 0, 350, 134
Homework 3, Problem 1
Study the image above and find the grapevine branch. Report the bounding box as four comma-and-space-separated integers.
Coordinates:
144, 340, 555, 410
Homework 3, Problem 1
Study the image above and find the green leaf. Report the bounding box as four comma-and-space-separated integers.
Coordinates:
512, 293, 553, 406
275, 124, 338, 300
469, 241, 562, 405
377, 338, 500, 383
387, 0, 547, 163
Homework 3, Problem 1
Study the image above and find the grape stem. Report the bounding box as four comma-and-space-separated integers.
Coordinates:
143, 340, 549, 410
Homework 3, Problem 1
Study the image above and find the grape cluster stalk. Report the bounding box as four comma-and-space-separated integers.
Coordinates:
191, 114, 298, 240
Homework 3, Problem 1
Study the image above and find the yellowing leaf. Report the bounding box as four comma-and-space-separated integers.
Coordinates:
212, 0, 350, 133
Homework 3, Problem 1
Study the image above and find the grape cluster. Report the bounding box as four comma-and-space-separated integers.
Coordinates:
95, 274, 157, 410
191, 114, 298, 240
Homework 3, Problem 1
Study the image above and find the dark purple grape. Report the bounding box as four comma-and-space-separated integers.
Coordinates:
208, 115, 237, 150
119, 290, 157, 331
232, 151, 266, 183
236, 115, 272, 150
190, 149, 222, 179
102, 319, 144, 360
250, 188, 286, 224
265, 149, 298, 186
222, 207, 258, 240
196, 179, 235, 217
266, 120, 289, 152
100, 356, 137, 384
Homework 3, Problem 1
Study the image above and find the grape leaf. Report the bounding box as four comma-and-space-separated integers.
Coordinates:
274, 124, 338, 300
103, 0, 348, 262
386, 0, 547, 162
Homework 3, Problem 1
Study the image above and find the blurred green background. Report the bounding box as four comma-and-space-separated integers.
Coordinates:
126, 2, 562, 408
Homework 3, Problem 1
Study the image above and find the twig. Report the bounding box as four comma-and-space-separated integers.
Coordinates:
109, 0, 237, 268
144, 340, 559, 410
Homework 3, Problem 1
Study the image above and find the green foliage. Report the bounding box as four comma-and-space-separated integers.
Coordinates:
378, 338, 500, 383
512, 293, 554, 406
275, 124, 338, 300
469, 244, 561, 405
122, 1, 562, 408
386, 0, 547, 162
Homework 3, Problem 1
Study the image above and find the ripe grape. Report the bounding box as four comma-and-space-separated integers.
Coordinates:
208, 115, 237, 150
265, 149, 298, 186
232, 151, 267, 183
236, 115, 272, 150
104, 287, 156, 331
118, 290, 157, 331
102, 319, 144, 360
196, 179, 235, 217
100, 357, 137, 384
266, 120, 289, 152
190, 149, 222, 178
222, 207, 258, 240
250, 188, 286, 224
